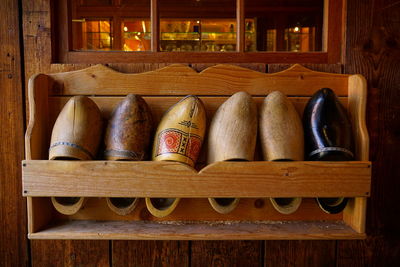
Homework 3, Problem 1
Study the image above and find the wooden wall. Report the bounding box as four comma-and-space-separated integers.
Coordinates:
1, 0, 399, 266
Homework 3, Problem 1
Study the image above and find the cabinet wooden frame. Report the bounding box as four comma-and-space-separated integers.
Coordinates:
54, 0, 344, 63
23, 64, 370, 240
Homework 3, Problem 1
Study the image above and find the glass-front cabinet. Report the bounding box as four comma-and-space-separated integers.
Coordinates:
70, 0, 323, 53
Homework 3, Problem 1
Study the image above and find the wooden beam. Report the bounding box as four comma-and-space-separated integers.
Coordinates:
151, 0, 159, 52
0, 0, 28, 265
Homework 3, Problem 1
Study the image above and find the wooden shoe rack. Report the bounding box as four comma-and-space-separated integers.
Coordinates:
22, 64, 370, 240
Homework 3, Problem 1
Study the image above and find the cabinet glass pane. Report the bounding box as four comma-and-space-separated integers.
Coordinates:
71, 0, 150, 51
122, 19, 151, 51
245, 0, 324, 52
73, 19, 113, 51
159, 0, 236, 52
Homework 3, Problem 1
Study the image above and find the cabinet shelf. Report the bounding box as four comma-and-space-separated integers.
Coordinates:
24, 63, 370, 240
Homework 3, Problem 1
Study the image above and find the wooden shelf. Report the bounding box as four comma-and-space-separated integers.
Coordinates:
24, 63, 370, 240
22, 160, 371, 198
29, 220, 365, 240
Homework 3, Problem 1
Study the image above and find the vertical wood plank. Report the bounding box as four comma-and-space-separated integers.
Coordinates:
236, 0, 245, 52
151, 0, 159, 52
55, 0, 70, 62
191, 241, 262, 267
338, 0, 400, 264
337, 237, 400, 267
22, 1, 112, 265
0, 0, 29, 266
113, 15, 122, 50
31, 240, 110, 267
326, 0, 344, 63
112, 241, 189, 267
341, 0, 400, 236
264, 241, 336, 267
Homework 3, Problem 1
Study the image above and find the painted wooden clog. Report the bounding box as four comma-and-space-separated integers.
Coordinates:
303, 88, 354, 214
207, 91, 257, 214
49, 96, 103, 215
259, 91, 303, 214
104, 94, 152, 215
146, 95, 206, 218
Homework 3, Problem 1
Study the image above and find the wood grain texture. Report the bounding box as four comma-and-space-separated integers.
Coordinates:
264, 240, 336, 267
268, 63, 342, 74
337, 237, 400, 267
0, 0, 28, 265
31, 240, 109, 267
191, 63, 266, 73
338, 0, 400, 265
191, 241, 261, 267
47, 64, 349, 96
22, 0, 114, 265
343, 0, 400, 237
62, 51, 330, 64
22, 160, 371, 197
112, 241, 189, 267
28, 220, 365, 240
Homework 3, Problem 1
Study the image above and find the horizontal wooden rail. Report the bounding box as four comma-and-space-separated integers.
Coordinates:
22, 160, 371, 198
28, 220, 365, 240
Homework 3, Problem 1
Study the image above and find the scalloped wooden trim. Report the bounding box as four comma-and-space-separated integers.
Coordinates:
48, 64, 349, 96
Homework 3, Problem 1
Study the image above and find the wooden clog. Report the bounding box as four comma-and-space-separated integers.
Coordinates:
207, 91, 257, 214
146, 95, 206, 218
303, 88, 354, 214
104, 94, 152, 215
49, 96, 103, 215
259, 91, 303, 214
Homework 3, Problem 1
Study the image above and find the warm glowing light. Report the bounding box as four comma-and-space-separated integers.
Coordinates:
196, 20, 200, 24
142, 21, 146, 33
124, 26, 128, 32
294, 26, 300, 32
